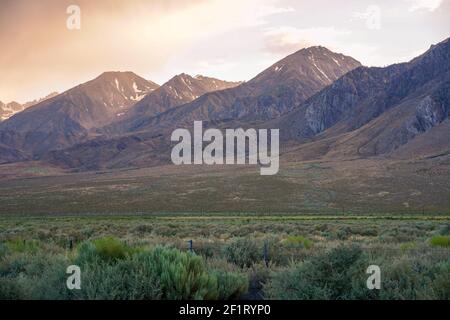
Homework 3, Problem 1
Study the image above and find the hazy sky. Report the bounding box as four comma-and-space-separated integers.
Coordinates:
1, 0, 449, 103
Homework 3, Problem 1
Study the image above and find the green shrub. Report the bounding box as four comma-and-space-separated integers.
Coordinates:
246, 262, 272, 299
0, 278, 24, 299
6, 239, 40, 254
265, 240, 290, 266
378, 258, 450, 300
438, 224, 450, 235
0, 254, 28, 278
282, 236, 313, 249
265, 246, 371, 300
0, 252, 71, 300
78, 246, 222, 300
92, 237, 130, 261
74, 242, 100, 265
429, 235, 450, 247
75, 237, 139, 264
399, 242, 417, 251
146, 247, 219, 300
0, 240, 248, 300
265, 245, 450, 300
25, 255, 72, 300
0, 242, 8, 259
265, 263, 329, 299
223, 238, 260, 268
77, 255, 163, 300
211, 270, 248, 300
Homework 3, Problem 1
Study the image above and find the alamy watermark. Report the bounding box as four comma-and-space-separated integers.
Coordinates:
366, 265, 381, 290
352, 5, 381, 30
171, 121, 279, 175
66, 265, 81, 290
66, 5, 81, 30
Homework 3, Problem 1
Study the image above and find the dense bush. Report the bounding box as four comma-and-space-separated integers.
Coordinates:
5, 239, 40, 254
265, 246, 374, 300
265, 245, 450, 300
75, 242, 246, 300
377, 257, 450, 300
142, 247, 219, 300
211, 270, 248, 300
0, 238, 249, 300
223, 238, 260, 268
246, 262, 272, 299
0, 242, 8, 259
76, 237, 139, 262
0, 251, 71, 299
439, 224, 450, 235
0, 278, 23, 299
1, 225, 448, 300
429, 235, 450, 247
282, 236, 313, 249
75, 253, 163, 299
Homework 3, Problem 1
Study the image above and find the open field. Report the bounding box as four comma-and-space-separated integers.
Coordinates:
0, 215, 449, 300
2, 214, 449, 248
1, 157, 450, 215
1, 158, 449, 299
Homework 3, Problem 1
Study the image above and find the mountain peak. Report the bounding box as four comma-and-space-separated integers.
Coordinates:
98, 70, 136, 76
178, 72, 192, 78
104, 73, 242, 133
169, 73, 194, 82
249, 45, 361, 95
290, 45, 358, 63
0, 70, 160, 151
300, 45, 329, 52
94, 71, 146, 83
165, 73, 240, 91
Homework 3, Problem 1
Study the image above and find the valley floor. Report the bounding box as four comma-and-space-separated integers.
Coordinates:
0, 157, 449, 215
1, 157, 448, 299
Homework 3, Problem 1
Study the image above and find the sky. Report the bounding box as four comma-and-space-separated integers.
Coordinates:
0, 0, 449, 103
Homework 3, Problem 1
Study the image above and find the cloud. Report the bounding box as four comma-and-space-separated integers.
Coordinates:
263, 26, 351, 55
404, 0, 443, 11
0, 0, 447, 102
254, 5, 295, 25
261, 25, 398, 67
0, 0, 288, 102
194, 59, 238, 75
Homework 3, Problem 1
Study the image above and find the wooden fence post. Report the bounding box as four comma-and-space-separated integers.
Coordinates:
263, 240, 269, 267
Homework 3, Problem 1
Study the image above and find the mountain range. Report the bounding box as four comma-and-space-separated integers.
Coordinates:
274, 37, 450, 160
103, 73, 241, 134
0, 92, 58, 121
0, 72, 159, 158
118, 46, 361, 135
36, 46, 362, 169
0, 37, 449, 170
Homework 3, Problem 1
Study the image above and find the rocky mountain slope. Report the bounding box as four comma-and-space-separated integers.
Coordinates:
0, 101, 23, 121
0, 72, 159, 159
40, 47, 362, 170
2, 38, 449, 170
0, 92, 58, 121
104, 74, 241, 134
275, 37, 450, 160
124, 46, 361, 133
